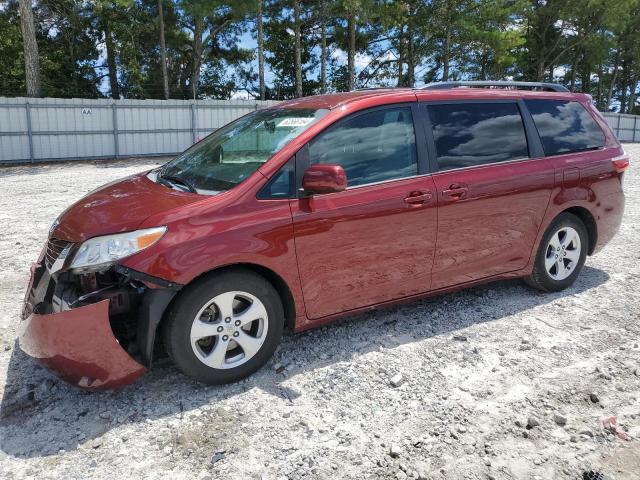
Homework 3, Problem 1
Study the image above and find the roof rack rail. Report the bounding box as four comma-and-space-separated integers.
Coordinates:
421, 81, 569, 93
353, 87, 395, 91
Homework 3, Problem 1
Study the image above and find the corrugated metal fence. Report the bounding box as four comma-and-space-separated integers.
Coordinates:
601, 112, 640, 142
0, 97, 638, 165
0, 97, 279, 165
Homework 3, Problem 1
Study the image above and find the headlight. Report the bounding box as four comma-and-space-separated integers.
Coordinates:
70, 227, 167, 272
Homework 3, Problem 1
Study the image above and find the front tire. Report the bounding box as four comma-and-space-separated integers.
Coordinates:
526, 213, 588, 292
162, 269, 284, 385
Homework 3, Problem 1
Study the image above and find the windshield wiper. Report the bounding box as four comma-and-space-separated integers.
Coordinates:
158, 173, 197, 194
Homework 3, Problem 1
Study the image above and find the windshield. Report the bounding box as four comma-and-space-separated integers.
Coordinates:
157, 107, 328, 194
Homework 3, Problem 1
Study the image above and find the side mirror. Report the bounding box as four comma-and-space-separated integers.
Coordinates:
302, 164, 347, 194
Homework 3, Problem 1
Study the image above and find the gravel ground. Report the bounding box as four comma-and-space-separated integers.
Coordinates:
0, 147, 639, 480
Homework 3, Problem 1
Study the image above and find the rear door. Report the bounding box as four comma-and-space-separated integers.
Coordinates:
291, 104, 438, 319
422, 100, 555, 289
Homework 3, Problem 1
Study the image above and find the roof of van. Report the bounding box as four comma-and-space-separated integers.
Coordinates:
272, 87, 587, 110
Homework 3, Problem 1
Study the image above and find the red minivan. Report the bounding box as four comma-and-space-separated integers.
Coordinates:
19, 82, 627, 390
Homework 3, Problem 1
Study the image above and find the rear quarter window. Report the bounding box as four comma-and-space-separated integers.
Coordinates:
524, 99, 605, 156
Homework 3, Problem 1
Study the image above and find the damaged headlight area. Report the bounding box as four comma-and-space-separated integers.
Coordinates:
69, 227, 167, 273
50, 268, 146, 347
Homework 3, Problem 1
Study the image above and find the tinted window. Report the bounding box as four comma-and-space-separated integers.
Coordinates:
427, 103, 529, 170
308, 107, 418, 188
257, 158, 294, 199
525, 100, 604, 156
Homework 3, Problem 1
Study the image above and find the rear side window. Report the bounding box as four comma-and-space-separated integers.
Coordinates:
524, 100, 604, 156
308, 106, 418, 188
427, 102, 529, 170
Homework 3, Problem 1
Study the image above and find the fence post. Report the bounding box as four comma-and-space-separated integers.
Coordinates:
191, 103, 197, 143
616, 115, 621, 138
25, 102, 35, 163
634, 115, 638, 143
112, 103, 119, 158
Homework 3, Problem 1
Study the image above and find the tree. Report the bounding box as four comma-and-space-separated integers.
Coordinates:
256, 0, 265, 99
18, 0, 41, 97
613, 1, 640, 113
158, 0, 170, 99
463, 0, 526, 81
40, 0, 104, 98
520, 0, 613, 83
1, 0, 639, 107
264, 0, 318, 98
0, 0, 104, 98
379, 1, 425, 87
347, 9, 355, 89
293, 0, 302, 97
92, 1, 122, 99
179, 0, 249, 99
333, 0, 365, 90
0, 4, 26, 96
332, 0, 376, 90
318, 0, 328, 92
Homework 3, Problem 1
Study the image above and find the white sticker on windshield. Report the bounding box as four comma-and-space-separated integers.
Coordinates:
276, 117, 314, 127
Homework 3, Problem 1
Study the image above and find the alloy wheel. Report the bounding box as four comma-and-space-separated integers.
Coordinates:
545, 226, 581, 281
190, 291, 268, 369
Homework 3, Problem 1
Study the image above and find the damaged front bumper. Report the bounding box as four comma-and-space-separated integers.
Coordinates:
19, 256, 179, 390
19, 295, 146, 390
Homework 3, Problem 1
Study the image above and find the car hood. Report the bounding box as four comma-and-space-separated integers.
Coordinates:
51, 172, 204, 243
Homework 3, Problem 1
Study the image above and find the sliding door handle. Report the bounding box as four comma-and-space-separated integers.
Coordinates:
404, 190, 433, 205
442, 184, 468, 201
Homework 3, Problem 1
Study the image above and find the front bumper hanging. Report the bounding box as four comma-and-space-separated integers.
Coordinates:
19, 259, 179, 390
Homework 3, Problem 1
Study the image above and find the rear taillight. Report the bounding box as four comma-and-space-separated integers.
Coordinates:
612, 154, 630, 173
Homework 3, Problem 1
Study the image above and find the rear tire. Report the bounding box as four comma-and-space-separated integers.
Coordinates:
526, 213, 588, 292
162, 269, 284, 385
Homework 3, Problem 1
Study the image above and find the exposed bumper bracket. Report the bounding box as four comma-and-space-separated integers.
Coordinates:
137, 289, 177, 367
114, 264, 182, 290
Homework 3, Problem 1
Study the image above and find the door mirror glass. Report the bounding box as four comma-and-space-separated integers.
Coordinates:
302, 164, 347, 194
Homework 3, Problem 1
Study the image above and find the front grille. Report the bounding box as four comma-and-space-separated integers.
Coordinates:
44, 237, 73, 270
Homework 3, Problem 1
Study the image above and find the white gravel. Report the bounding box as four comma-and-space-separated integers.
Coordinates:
0, 148, 639, 480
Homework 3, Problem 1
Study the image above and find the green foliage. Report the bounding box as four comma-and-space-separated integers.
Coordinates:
263, 0, 320, 98
0, 3, 26, 96
2, 0, 104, 97
461, 0, 527, 80
4, 0, 640, 111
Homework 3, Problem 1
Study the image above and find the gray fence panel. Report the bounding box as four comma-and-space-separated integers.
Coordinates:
0, 97, 280, 165
602, 112, 640, 143
119, 131, 192, 157
0, 99, 30, 162
0, 135, 30, 163
33, 132, 116, 160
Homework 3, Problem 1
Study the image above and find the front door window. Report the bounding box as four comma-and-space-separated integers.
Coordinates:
308, 107, 418, 187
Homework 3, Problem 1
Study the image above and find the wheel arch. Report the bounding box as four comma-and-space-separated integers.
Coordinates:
167, 263, 297, 333
525, 202, 599, 277
561, 206, 597, 255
